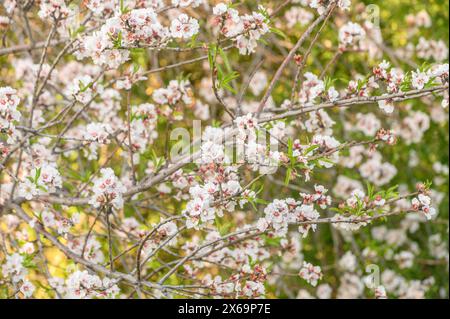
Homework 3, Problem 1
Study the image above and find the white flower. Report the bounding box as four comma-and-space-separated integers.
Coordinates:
20, 280, 35, 298
65, 75, 94, 103
18, 179, 38, 200
68, 236, 104, 264
373, 60, 391, 79
411, 194, 436, 220
394, 251, 415, 269
84, 123, 112, 144
0, 86, 21, 143
0, 86, 20, 112
411, 71, 430, 90
314, 134, 340, 149
236, 35, 257, 55
296, 204, 320, 237
242, 281, 265, 297
85, 0, 115, 16
430, 63, 449, 79
213, 3, 228, 16
299, 72, 325, 103
378, 98, 395, 114
38, 0, 69, 20
338, 251, 357, 272
17, 163, 62, 198
1, 253, 27, 283
214, 8, 270, 55
317, 283, 333, 299
38, 163, 63, 192
89, 168, 126, 210
284, 7, 314, 28
339, 22, 366, 46
172, 0, 203, 8
299, 261, 323, 287
331, 213, 370, 231
373, 195, 386, 206
328, 87, 339, 101
375, 285, 388, 299
20, 243, 35, 255
65, 270, 119, 299
338, 0, 351, 10
418, 194, 431, 206
170, 14, 200, 39
77, 8, 170, 68
249, 71, 268, 96
256, 218, 269, 232
152, 79, 192, 106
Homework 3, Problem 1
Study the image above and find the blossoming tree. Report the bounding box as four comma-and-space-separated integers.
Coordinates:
0, 0, 448, 299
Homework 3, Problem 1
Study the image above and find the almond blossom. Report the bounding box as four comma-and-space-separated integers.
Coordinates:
170, 14, 200, 39
299, 261, 323, 287
0, 0, 448, 301
89, 168, 126, 210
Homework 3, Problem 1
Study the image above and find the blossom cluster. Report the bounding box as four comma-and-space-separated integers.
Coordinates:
411, 194, 436, 220
182, 164, 242, 229
212, 3, 270, 55
89, 168, 127, 209
52, 270, 120, 299
257, 197, 321, 238
1, 253, 35, 298
0, 0, 448, 300
18, 163, 63, 200
299, 261, 323, 287
0, 86, 21, 144
201, 264, 267, 298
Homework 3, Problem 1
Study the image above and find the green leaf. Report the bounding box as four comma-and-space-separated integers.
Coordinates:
269, 27, 287, 40
263, 235, 281, 247
218, 47, 232, 73
221, 82, 237, 94
221, 71, 240, 84
120, 0, 130, 14
317, 157, 335, 165
303, 144, 320, 156
258, 37, 269, 45
207, 44, 217, 70
112, 31, 123, 49
287, 138, 293, 157
22, 254, 37, 269
285, 167, 292, 186
188, 34, 199, 48
218, 70, 239, 93
329, 207, 343, 214
366, 182, 374, 200
254, 198, 269, 205
34, 167, 42, 183
78, 80, 93, 93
